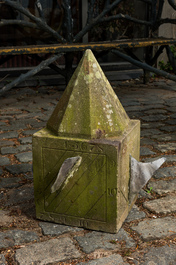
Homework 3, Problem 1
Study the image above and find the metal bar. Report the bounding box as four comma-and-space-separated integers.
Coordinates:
0, 38, 176, 56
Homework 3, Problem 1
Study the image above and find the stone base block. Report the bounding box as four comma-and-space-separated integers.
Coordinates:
32, 120, 140, 233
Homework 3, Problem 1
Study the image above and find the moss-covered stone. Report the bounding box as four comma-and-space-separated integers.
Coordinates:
32, 50, 140, 233
46, 49, 130, 139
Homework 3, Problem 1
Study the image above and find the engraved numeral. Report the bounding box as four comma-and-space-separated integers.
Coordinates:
108, 188, 117, 196
79, 220, 88, 227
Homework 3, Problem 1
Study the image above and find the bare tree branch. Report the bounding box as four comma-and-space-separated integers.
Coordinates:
35, 0, 45, 21
139, 0, 152, 3
168, 0, 176, 10
112, 49, 176, 81
73, 0, 124, 42
3, 0, 66, 43
87, 0, 96, 24
157, 0, 164, 21
62, 0, 73, 42
0, 19, 39, 29
156, 18, 176, 27
0, 53, 64, 96
99, 13, 152, 26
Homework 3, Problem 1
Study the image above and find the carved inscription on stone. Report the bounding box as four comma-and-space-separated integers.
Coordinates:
43, 141, 107, 222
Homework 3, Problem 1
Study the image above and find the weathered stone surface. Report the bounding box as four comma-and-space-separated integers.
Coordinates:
138, 189, 152, 199
142, 155, 176, 163
0, 255, 6, 265
143, 195, 176, 214
0, 157, 10, 166
125, 205, 146, 222
0, 140, 15, 147
160, 125, 176, 132
140, 147, 156, 156
8, 230, 39, 245
22, 129, 38, 135
47, 49, 130, 138
1, 145, 32, 155
0, 132, 18, 140
77, 254, 129, 265
165, 98, 176, 106
132, 217, 176, 241
141, 122, 164, 129
147, 179, 176, 194
155, 142, 176, 152
0, 230, 39, 249
75, 231, 120, 254
0, 177, 21, 189
33, 51, 140, 233
18, 137, 32, 144
0, 254, 6, 265
141, 115, 166, 122
140, 138, 156, 146
144, 109, 167, 115
75, 228, 135, 254
134, 245, 176, 265
151, 134, 176, 141
0, 210, 13, 226
166, 119, 176, 125
162, 155, 176, 162
5, 164, 32, 174
5, 185, 34, 206
170, 113, 176, 118
153, 166, 176, 179
15, 237, 81, 265
39, 222, 83, 236
33, 123, 140, 233
124, 104, 164, 112
15, 152, 32, 163
140, 129, 161, 137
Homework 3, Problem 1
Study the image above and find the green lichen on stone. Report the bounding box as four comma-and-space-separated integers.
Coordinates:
32, 49, 141, 233
46, 49, 130, 139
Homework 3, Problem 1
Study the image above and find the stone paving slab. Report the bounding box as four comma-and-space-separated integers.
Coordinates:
77, 254, 129, 265
0, 140, 15, 147
132, 217, 176, 241
15, 152, 32, 163
0, 157, 10, 166
0, 132, 18, 140
0, 210, 13, 226
147, 179, 176, 195
0, 177, 22, 189
125, 205, 146, 222
75, 228, 135, 254
1, 145, 32, 155
39, 222, 83, 236
140, 147, 156, 156
153, 166, 176, 179
4, 185, 34, 206
133, 244, 176, 265
0, 254, 6, 265
18, 137, 32, 144
155, 142, 176, 152
15, 237, 81, 265
0, 230, 39, 249
5, 164, 32, 174
143, 195, 176, 214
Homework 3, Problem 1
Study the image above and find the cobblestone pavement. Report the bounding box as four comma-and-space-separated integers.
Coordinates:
0, 78, 176, 264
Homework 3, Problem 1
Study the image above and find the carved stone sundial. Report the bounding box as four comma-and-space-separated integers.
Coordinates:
32, 49, 140, 233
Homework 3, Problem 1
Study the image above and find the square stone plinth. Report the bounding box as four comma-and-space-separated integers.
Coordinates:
32, 120, 140, 233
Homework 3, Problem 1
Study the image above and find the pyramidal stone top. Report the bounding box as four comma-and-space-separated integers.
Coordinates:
46, 49, 130, 139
